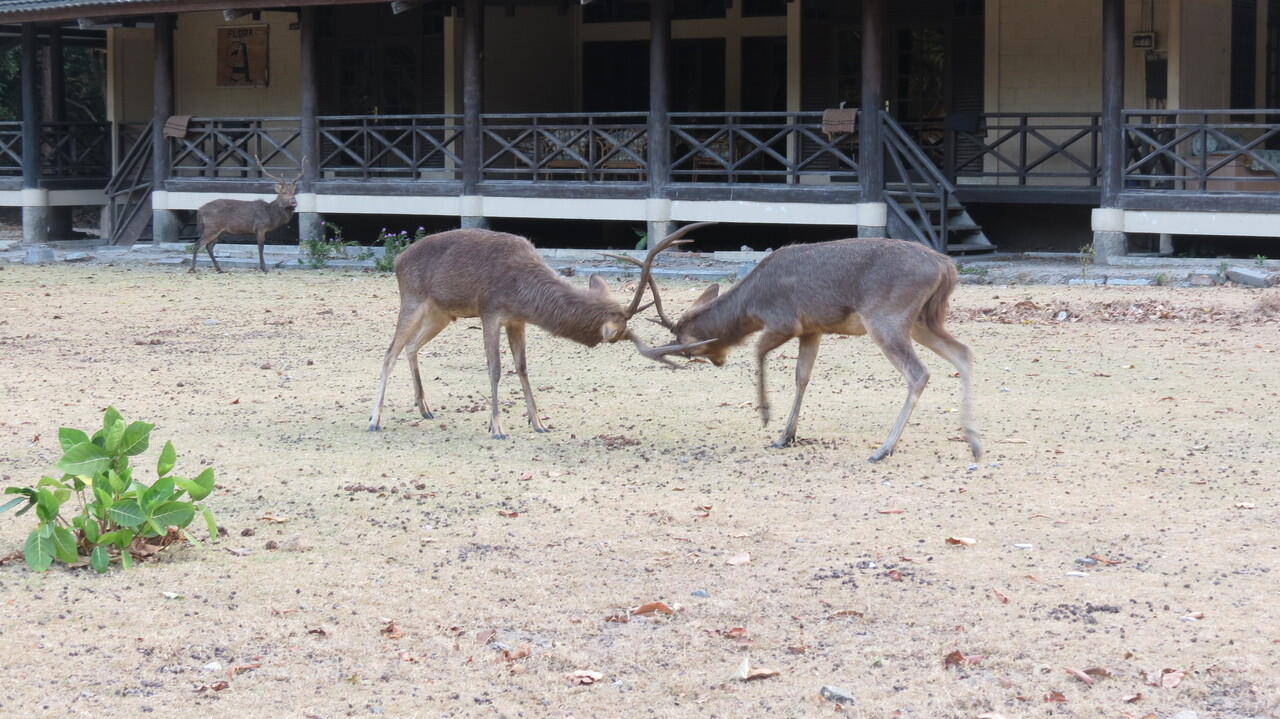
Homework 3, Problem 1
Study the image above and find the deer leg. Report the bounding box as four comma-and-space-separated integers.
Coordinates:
506, 322, 548, 433
190, 236, 202, 273
773, 334, 821, 448
206, 242, 224, 273
257, 230, 268, 272
405, 311, 450, 420
367, 304, 425, 431
755, 330, 793, 429
867, 320, 930, 462
482, 316, 507, 440
912, 324, 982, 460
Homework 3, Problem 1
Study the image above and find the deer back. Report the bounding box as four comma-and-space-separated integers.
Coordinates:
394, 229, 626, 346
196, 198, 281, 235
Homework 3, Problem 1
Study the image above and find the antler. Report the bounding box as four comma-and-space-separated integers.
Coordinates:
625, 331, 716, 369
255, 154, 287, 184
602, 221, 715, 326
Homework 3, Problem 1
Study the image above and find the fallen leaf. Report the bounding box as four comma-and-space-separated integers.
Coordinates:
498, 510, 519, 518
946, 536, 977, 546
1044, 690, 1066, 702
998, 437, 1029, 444
887, 569, 904, 581
976, 714, 1008, 719
566, 670, 604, 685
1083, 667, 1112, 679
726, 552, 751, 566
724, 627, 748, 638
227, 663, 260, 680
209, 681, 230, 691
878, 508, 905, 514
1233, 502, 1256, 509
381, 621, 403, 640
1063, 666, 1094, 685
631, 601, 675, 616
730, 657, 780, 681
517, 472, 533, 481
475, 629, 496, 645
831, 609, 863, 618
604, 613, 629, 623
992, 588, 1009, 604
1123, 692, 1143, 703
501, 644, 532, 662
229, 398, 240, 405
259, 513, 289, 524
1087, 553, 1123, 565
306, 627, 327, 637
1146, 668, 1185, 688
943, 651, 985, 668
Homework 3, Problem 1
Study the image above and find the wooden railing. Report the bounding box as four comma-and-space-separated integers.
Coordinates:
1123, 109, 1280, 192
902, 113, 1102, 186
170, 117, 301, 179
670, 111, 858, 183
0, 121, 112, 177
0, 121, 23, 175
480, 112, 649, 182
319, 114, 463, 180
882, 111, 955, 252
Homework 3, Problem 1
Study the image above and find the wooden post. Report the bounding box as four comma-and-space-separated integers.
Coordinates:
859, 0, 884, 205
1100, 0, 1124, 207
462, 0, 483, 198
152, 14, 178, 244
299, 7, 319, 192
21, 23, 40, 191
648, 0, 671, 197
45, 26, 75, 241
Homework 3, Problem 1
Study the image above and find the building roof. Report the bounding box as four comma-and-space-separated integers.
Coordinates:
0, 0, 395, 23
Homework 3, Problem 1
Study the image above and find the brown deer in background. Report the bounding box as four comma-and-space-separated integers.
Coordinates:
648, 237, 981, 462
190, 158, 301, 273
367, 224, 711, 438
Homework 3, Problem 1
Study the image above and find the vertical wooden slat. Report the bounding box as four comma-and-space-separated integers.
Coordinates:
21, 24, 40, 189
44, 27, 66, 122
300, 6, 319, 189
648, 0, 671, 196
860, 0, 884, 202
1100, 0, 1124, 206
152, 14, 174, 186
462, 0, 483, 192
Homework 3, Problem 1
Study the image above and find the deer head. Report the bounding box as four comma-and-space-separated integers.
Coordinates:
602, 222, 719, 367
255, 155, 303, 209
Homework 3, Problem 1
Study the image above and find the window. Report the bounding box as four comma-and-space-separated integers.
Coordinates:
1231, 0, 1258, 109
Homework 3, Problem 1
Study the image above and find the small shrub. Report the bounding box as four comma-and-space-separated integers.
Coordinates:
632, 228, 647, 251
958, 264, 988, 277
1078, 244, 1096, 281
2, 407, 217, 573
301, 222, 364, 269
375, 226, 425, 272
1218, 261, 1230, 277
1254, 254, 1268, 268
1154, 272, 1168, 286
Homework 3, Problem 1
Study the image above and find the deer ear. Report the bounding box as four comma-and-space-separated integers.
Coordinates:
691, 283, 720, 310
587, 274, 613, 299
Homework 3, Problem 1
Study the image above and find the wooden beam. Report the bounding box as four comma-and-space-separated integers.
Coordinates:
222, 9, 255, 22
299, 6, 318, 191
860, 0, 884, 204
43, 27, 66, 122
1100, 0, 1124, 207
647, 0, 671, 197
2, 0, 399, 25
462, 0, 483, 194
152, 14, 175, 186
21, 23, 40, 190
390, 1, 425, 13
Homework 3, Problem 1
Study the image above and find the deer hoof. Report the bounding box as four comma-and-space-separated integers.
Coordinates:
367, 424, 381, 432
420, 410, 434, 420
769, 437, 795, 449
490, 432, 508, 440
867, 448, 892, 463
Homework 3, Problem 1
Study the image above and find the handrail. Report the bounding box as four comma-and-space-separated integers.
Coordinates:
1122, 108, 1280, 192
881, 111, 953, 252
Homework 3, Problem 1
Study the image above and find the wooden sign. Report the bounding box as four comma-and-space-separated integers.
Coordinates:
217, 25, 270, 87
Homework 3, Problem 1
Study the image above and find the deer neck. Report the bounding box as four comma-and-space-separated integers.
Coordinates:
517, 278, 619, 347
685, 288, 761, 347
269, 196, 295, 223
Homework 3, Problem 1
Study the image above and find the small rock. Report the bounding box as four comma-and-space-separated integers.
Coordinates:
282, 536, 311, 552
691, 589, 711, 598
1065, 571, 1089, 577
1068, 278, 1103, 286
820, 685, 856, 704
1187, 273, 1217, 287
203, 661, 223, 672
855, 560, 877, 570
369, 706, 384, 715
1074, 557, 1098, 567
240, 528, 256, 537
62, 252, 92, 262
1226, 266, 1278, 288
1013, 543, 1034, 550
203, 319, 218, 326
259, 363, 272, 370
1055, 310, 1070, 321
1170, 712, 1199, 719
264, 540, 279, 550
966, 463, 978, 471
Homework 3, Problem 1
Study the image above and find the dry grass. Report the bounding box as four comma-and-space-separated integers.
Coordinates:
0, 265, 1277, 719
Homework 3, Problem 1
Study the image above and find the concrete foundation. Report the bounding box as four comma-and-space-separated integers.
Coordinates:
857, 224, 887, 238
22, 205, 49, 245
23, 244, 54, 264
298, 212, 325, 244
152, 209, 182, 244
647, 219, 676, 247
1092, 230, 1127, 265
459, 215, 488, 229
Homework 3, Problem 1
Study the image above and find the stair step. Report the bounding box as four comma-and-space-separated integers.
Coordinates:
947, 239, 998, 253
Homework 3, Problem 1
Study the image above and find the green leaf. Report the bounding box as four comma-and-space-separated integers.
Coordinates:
144, 519, 166, 538
102, 406, 123, 435
92, 485, 114, 511
142, 477, 175, 510
24, 530, 54, 572
58, 427, 90, 451
178, 468, 215, 501
53, 488, 71, 505
1, 496, 30, 514
97, 529, 134, 548
200, 505, 218, 540
120, 422, 154, 457
83, 519, 100, 544
56, 442, 112, 477
106, 501, 145, 529
50, 526, 79, 564
120, 550, 133, 570
105, 468, 124, 494
35, 489, 60, 523
104, 418, 126, 456
90, 545, 110, 573
156, 441, 177, 478
150, 501, 195, 529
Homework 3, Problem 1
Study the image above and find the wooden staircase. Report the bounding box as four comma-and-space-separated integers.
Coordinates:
104, 122, 154, 247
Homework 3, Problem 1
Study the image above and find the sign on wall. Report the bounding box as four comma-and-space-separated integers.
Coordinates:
216, 25, 270, 87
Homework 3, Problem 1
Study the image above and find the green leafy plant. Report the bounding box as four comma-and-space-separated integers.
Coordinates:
1218, 261, 1230, 277
1154, 272, 1168, 286
1254, 254, 1267, 268
301, 221, 367, 269
957, 264, 988, 277
1078, 244, 1095, 281
632, 227, 647, 251
2, 407, 217, 573
374, 226, 425, 272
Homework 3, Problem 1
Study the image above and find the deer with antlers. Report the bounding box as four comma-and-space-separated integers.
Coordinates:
366, 224, 710, 437
190, 158, 301, 273
641, 237, 981, 462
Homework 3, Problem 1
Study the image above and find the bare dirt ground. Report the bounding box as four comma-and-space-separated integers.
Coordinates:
1, 264, 1277, 719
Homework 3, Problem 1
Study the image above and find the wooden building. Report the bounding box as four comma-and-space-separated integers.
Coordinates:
1, 0, 1277, 261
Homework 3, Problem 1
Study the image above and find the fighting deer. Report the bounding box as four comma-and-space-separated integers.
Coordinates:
366, 224, 711, 438
190, 158, 301, 273
645, 237, 981, 462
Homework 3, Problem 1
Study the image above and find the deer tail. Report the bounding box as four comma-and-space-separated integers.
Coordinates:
920, 260, 958, 336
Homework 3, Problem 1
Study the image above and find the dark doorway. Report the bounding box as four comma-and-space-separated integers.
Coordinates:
316, 6, 444, 115
582, 38, 726, 112
742, 36, 787, 111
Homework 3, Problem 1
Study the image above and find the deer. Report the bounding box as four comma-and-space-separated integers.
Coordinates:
641, 237, 982, 463
366, 223, 712, 438
190, 157, 301, 273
